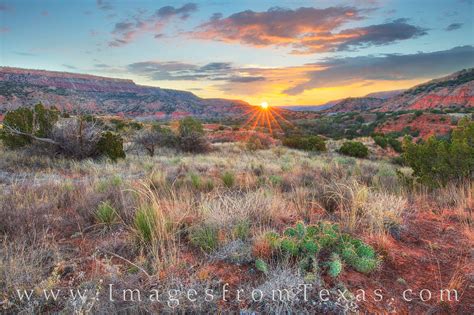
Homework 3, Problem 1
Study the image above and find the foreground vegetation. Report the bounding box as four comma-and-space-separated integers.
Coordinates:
0, 107, 472, 313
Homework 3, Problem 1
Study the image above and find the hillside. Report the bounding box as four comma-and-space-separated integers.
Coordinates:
323, 97, 385, 113
379, 68, 474, 111
376, 112, 457, 139
0, 67, 251, 119
314, 90, 405, 113
365, 89, 405, 99
322, 69, 473, 113
277, 104, 333, 111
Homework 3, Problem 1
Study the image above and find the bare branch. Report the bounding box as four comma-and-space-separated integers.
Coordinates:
3, 123, 59, 146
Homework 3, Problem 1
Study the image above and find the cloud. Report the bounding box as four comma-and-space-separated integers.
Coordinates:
191, 7, 427, 54
228, 76, 265, 82
97, 0, 113, 11
14, 51, 37, 56
94, 63, 111, 68
192, 6, 362, 51
127, 60, 265, 83
0, 27, 9, 33
284, 45, 474, 94
62, 64, 77, 70
333, 19, 427, 52
109, 3, 197, 47
445, 23, 463, 31
156, 3, 197, 19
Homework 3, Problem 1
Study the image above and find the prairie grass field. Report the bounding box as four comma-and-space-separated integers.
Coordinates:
1, 137, 472, 313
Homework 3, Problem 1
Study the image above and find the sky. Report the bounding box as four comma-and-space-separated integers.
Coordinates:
1, 0, 473, 106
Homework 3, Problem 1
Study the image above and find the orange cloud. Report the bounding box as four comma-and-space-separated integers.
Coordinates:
191, 8, 427, 54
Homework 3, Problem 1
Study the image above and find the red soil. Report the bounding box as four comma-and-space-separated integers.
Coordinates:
340, 207, 473, 313
408, 88, 474, 110
376, 113, 455, 139
51, 200, 472, 313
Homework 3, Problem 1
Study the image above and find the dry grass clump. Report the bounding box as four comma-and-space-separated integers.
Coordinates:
362, 190, 407, 235
0, 237, 59, 312
433, 182, 472, 209
130, 182, 185, 273
252, 266, 306, 314
316, 179, 407, 235
198, 188, 293, 231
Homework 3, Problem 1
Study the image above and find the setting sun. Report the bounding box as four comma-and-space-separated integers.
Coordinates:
260, 101, 269, 110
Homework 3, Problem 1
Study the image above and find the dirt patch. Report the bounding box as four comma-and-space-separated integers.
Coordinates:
340, 208, 473, 313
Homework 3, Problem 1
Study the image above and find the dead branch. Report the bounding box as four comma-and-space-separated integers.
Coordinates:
3, 123, 59, 146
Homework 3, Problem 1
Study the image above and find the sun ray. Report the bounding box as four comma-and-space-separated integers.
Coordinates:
264, 110, 273, 135
237, 107, 260, 121
239, 102, 295, 139
250, 111, 264, 131
242, 108, 260, 128
269, 107, 294, 127
267, 109, 283, 132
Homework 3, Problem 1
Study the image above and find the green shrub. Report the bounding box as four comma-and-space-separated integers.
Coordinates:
33, 104, 60, 137
189, 224, 219, 253
339, 141, 369, 158
388, 138, 403, 153
178, 117, 210, 153
282, 135, 326, 152
414, 110, 423, 117
135, 124, 177, 156
221, 171, 235, 188
97, 131, 126, 161
373, 135, 388, 149
0, 104, 59, 149
402, 119, 474, 187
95, 201, 117, 226
134, 206, 156, 244
0, 107, 33, 148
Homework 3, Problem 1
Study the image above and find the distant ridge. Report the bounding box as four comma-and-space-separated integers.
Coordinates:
0, 67, 252, 119
277, 104, 333, 111
1, 67, 472, 118
322, 69, 473, 113
379, 68, 474, 111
